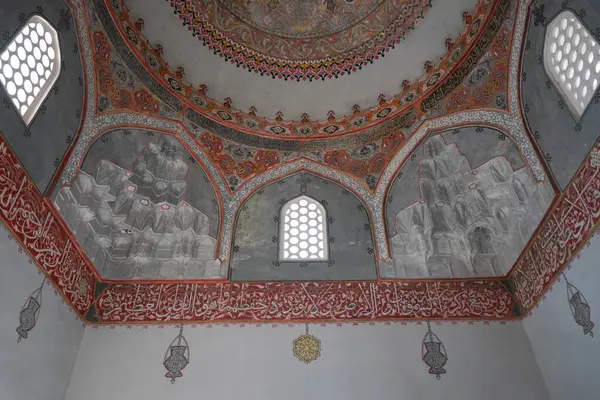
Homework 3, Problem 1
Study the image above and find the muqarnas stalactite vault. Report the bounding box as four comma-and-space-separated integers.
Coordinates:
55, 131, 221, 280
385, 129, 554, 278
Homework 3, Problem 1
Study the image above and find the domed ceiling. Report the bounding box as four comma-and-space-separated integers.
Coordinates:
161, 0, 433, 77
111, 0, 489, 121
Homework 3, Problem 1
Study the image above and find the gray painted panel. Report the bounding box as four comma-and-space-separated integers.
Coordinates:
385, 127, 554, 278
386, 126, 528, 231
0, 0, 84, 194
521, 1, 600, 188
231, 172, 377, 281
55, 129, 221, 280
79, 129, 220, 237
523, 233, 600, 400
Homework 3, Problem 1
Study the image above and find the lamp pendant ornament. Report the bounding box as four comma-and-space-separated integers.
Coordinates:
563, 273, 594, 337
17, 278, 46, 343
293, 323, 321, 364
421, 321, 448, 379
163, 325, 190, 383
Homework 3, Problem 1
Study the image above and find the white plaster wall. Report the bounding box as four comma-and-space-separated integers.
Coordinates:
65, 320, 548, 400
0, 225, 85, 400
523, 233, 600, 400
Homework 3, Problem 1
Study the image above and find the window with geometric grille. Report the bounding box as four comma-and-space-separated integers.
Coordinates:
279, 195, 328, 261
544, 10, 600, 121
0, 15, 61, 126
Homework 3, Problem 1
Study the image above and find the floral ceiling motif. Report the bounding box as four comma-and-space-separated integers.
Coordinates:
445, 24, 510, 112
93, 30, 162, 115
195, 130, 283, 192
167, 0, 431, 80
220, 0, 391, 39
90, 0, 512, 192
95, 0, 507, 140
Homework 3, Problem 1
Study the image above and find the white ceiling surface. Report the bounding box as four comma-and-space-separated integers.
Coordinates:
125, 0, 478, 120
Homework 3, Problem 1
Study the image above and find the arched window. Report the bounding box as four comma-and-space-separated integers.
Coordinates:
544, 10, 600, 120
0, 15, 61, 125
279, 195, 328, 261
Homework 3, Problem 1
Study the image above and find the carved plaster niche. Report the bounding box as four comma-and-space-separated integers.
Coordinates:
384, 127, 555, 278
55, 129, 222, 280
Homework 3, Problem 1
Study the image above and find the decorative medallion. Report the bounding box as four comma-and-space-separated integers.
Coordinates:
167, 0, 432, 80
421, 321, 448, 379
293, 323, 321, 364
17, 278, 46, 343
563, 273, 594, 337
163, 325, 190, 383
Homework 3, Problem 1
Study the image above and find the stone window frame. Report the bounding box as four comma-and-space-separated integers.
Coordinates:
543, 10, 600, 121
0, 15, 61, 126
278, 195, 329, 262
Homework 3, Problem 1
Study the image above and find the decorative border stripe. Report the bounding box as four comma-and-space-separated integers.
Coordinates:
93, 280, 516, 323
0, 133, 95, 317
509, 140, 600, 311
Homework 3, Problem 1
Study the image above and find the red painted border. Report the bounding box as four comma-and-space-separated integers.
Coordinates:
509, 139, 600, 312
0, 135, 95, 318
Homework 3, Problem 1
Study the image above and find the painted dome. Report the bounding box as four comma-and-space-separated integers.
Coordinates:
100, 0, 506, 126
181, 0, 431, 66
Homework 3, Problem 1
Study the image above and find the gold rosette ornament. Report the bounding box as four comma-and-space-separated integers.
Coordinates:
293, 323, 321, 364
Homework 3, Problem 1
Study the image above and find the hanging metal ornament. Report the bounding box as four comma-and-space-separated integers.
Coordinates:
421, 321, 448, 379
163, 325, 190, 383
293, 322, 321, 364
563, 273, 594, 337
17, 277, 46, 343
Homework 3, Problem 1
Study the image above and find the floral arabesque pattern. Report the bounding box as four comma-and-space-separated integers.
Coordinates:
97, 0, 506, 138
177, 0, 431, 63
92, 30, 161, 115
197, 131, 281, 191
445, 25, 511, 112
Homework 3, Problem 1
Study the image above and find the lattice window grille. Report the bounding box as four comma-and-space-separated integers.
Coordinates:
279, 196, 328, 261
591, 149, 600, 168
0, 15, 61, 125
544, 11, 600, 120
